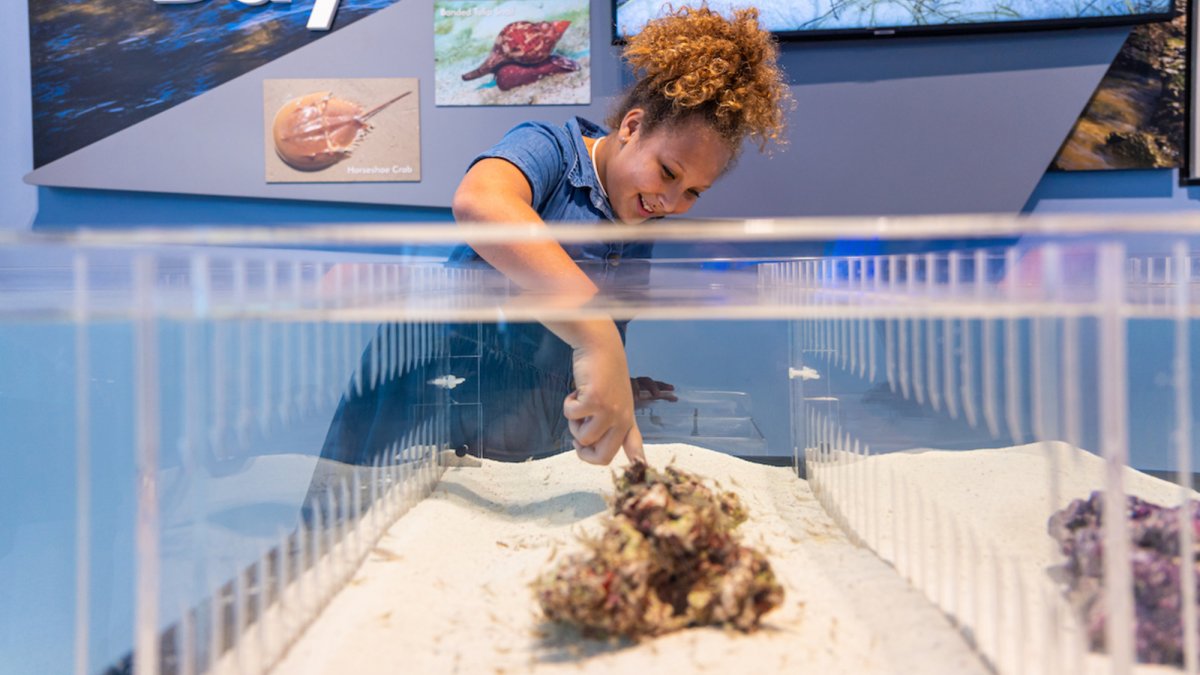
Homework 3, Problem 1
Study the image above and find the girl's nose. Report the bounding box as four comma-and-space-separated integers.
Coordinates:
662, 188, 685, 214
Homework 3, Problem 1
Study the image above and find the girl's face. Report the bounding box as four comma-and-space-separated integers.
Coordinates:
601, 109, 733, 225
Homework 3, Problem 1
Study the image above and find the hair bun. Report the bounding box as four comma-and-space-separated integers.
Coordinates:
620, 5, 792, 151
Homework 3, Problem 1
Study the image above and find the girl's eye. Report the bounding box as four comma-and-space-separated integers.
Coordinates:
688, 190, 702, 200
661, 164, 675, 180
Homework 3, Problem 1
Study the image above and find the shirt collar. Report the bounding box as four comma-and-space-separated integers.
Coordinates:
565, 116, 615, 219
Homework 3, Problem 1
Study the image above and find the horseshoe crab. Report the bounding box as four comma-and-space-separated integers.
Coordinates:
461, 20, 578, 89
272, 90, 411, 171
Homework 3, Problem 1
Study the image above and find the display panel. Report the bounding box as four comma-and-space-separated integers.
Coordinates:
614, 0, 1176, 42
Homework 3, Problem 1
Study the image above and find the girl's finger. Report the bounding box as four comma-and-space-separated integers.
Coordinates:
622, 422, 646, 464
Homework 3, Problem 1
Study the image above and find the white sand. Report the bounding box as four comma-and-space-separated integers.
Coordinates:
815, 441, 1197, 674
272, 443, 986, 674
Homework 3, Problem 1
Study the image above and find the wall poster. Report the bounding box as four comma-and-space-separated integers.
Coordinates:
264, 78, 421, 183
1052, 1, 1186, 172
434, 0, 591, 106
1186, 0, 1200, 183
28, 0, 400, 169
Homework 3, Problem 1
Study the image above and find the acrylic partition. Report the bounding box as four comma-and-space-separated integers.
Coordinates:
1, 216, 1199, 675
777, 242, 1200, 674
1, 243, 466, 675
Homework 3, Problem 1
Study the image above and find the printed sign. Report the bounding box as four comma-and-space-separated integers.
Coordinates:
264, 78, 422, 183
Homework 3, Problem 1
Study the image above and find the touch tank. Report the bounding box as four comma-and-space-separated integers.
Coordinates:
1, 215, 1199, 674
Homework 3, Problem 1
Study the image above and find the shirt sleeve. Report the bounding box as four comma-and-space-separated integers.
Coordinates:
469, 121, 569, 213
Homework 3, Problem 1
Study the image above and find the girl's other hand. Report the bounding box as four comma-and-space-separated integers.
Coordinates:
632, 376, 677, 407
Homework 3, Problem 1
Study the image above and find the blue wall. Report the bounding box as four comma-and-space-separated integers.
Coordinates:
33, 187, 451, 230
28, 167, 1200, 229
1025, 169, 1200, 214
30, 167, 1200, 230
28, 165, 1200, 228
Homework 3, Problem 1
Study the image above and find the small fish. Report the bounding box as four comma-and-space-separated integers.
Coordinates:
427, 374, 466, 390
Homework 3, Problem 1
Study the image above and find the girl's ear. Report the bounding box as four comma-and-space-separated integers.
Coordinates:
619, 108, 645, 144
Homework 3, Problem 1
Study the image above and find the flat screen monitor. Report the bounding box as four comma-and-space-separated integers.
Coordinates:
613, 0, 1176, 42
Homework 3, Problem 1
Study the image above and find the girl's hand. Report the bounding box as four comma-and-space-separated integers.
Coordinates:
563, 332, 646, 465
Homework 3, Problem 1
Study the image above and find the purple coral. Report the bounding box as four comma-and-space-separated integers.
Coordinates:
1048, 491, 1200, 664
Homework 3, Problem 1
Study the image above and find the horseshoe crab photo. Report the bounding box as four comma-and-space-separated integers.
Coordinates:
272, 90, 411, 171
263, 77, 421, 183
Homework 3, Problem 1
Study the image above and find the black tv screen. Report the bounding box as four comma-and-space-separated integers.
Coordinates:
614, 0, 1176, 42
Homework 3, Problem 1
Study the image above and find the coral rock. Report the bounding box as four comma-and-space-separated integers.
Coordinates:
1049, 491, 1200, 665
534, 462, 783, 639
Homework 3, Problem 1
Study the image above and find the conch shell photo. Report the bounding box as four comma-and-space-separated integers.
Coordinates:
434, 0, 591, 106
461, 20, 579, 92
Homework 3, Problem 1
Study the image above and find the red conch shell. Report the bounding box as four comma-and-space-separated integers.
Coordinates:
495, 54, 579, 91
272, 90, 410, 171
462, 20, 571, 81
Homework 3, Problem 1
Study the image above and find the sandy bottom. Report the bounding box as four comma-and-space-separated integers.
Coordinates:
272, 444, 986, 674
815, 441, 1196, 674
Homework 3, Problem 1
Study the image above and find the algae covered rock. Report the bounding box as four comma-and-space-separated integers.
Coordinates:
1048, 491, 1200, 665
534, 461, 784, 639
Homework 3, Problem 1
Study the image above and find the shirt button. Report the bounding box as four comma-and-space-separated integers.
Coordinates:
607, 254, 621, 266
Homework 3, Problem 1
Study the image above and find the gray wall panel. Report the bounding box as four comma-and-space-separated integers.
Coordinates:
25, 1, 1129, 217
4, 0, 35, 230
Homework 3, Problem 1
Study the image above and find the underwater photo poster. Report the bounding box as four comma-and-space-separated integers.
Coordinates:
264, 78, 421, 183
616, 0, 1173, 39
434, 0, 591, 106
1187, 0, 1200, 183
27, 0, 401, 169
1051, 2, 1186, 171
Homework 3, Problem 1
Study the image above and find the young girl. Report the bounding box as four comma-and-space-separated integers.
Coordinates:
309, 7, 791, 494
448, 6, 791, 466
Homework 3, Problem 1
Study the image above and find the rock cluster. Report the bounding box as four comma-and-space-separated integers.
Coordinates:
1049, 490, 1200, 664
535, 462, 784, 639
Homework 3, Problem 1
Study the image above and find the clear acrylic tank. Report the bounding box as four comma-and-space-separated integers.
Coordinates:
2, 216, 1198, 674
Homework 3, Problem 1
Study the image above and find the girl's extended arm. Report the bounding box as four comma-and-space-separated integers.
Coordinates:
451, 158, 644, 465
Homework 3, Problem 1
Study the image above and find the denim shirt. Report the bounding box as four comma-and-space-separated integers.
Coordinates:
449, 116, 653, 283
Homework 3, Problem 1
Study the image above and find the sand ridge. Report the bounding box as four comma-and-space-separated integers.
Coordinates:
817, 441, 1199, 674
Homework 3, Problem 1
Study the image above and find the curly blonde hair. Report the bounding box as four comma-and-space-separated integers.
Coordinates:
607, 5, 792, 156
